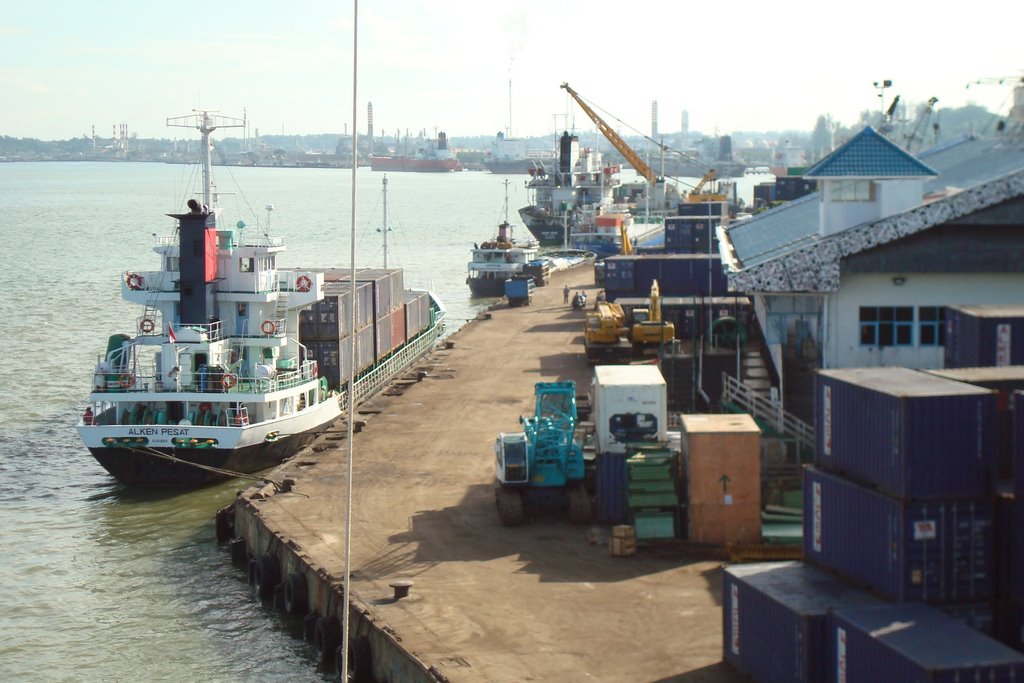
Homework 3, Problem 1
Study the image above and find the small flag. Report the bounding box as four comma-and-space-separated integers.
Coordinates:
168, 323, 177, 344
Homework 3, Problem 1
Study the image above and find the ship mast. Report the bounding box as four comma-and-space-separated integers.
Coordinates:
167, 111, 245, 209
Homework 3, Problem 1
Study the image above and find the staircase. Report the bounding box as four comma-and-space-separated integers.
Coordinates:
721, 372, 814, 460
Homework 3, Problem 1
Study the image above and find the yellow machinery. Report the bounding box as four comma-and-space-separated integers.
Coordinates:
685, 170, 728, 203
584, 301, 632, 364
630, 280, 675, 347
561, 83, 659, 185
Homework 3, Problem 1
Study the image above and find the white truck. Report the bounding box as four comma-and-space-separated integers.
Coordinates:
591, 365, 668, 455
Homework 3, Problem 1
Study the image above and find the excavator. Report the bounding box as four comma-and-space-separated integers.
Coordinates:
630, 279, 675, 350
584, 301, 632, 364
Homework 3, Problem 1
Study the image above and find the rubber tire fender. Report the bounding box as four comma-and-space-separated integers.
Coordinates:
253, 553, 280, 599
348, 635, 374, 683
283, 571, 308, 615
313, 615, 341, 667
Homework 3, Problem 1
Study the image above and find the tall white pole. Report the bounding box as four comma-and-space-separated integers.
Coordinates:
342, 0, 359, 678
382, 175, 389, 270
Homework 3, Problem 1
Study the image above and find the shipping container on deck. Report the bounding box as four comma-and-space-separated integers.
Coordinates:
663, 215, 721, 254
816, 367, 997, 500
305, 325, 375, 390
924, 367, 1024, 484
775, 176, 816, 201
804, 466, 993, 604
403, 290, 431, 339
320, 267, 405, 318
945, 304, 1024, 368
722, 561, 883, 683
827, 603, 1024, 683
301, 281, 375, 341
594, 453, 628, 524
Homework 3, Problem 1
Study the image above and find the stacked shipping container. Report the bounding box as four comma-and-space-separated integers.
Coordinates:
945, 304, 1024, 368
299, 268, 432, 390
602, 254, 728, 302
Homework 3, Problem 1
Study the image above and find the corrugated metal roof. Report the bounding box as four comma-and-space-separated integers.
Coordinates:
804, 126, 938, 178
724, 132, 1024, 273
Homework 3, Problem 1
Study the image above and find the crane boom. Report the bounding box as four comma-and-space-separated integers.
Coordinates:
561, 82, 658, 185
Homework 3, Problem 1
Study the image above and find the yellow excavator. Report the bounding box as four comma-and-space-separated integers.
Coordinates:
584, 301, 632, 364
630, 279, 675, 348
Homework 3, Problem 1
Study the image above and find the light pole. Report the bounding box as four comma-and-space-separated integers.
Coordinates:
873, 79, 893, 124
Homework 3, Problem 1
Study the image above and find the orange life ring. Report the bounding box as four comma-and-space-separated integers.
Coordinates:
223, 373, 237, 389
261, 319, 277, 335
139, 318, 155, 333
118, 373, 135, 389
126, 273, 144, 290
295, 275, 313, 292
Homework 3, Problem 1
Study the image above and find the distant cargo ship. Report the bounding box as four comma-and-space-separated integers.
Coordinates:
369, 130, 462, 173
482, 132, 555, 175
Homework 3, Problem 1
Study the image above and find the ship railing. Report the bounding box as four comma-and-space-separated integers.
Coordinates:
96, 359, 319, 396
237, 234, 284, 248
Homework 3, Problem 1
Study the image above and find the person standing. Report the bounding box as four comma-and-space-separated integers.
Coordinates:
563, 284, 570, 304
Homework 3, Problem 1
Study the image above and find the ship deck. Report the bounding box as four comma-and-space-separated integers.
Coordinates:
230, 266, 746, 682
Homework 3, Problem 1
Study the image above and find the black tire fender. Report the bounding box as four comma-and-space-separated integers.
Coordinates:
283, 571, 308, 615
253, 553, 280, 599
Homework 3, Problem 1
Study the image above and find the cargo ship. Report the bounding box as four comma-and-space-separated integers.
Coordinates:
368, 130, 462, 172
77, 112, 445, 487
518, 131, 622, 246
482, 132, 555, 175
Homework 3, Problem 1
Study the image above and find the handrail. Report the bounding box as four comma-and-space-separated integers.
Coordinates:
721, 372, 815, 457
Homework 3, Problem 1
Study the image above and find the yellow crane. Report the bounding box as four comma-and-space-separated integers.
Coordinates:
561, 82, 660, 185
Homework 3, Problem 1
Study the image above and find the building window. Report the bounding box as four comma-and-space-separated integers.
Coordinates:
860, 306, 913, 346
919, 306, 945, 346
831, 179, 874, 202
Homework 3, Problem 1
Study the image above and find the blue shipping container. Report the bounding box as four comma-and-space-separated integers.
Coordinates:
595, 453, 628, 524
804, 467, 993, 604
816, 367, 997, 500
828, 603, 1024, 683
723, 561, 882, 683
945, 305, 1024, 368
1016, 391, 1024, 497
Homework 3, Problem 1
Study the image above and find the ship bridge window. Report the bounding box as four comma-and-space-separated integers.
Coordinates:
240, 257, 254, 273
166, 256, 180, 271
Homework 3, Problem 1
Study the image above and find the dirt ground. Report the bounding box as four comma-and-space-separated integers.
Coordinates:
246, 265, 749, 682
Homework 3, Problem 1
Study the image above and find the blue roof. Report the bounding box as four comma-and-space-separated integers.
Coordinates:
724, 133, 1024, 271
804, 126, 938, 178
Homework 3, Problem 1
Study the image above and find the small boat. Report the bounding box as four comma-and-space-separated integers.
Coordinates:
468, 181, 541, 297
77, 112, 445, 487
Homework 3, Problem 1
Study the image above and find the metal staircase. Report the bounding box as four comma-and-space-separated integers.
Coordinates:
721, 372, 814, 459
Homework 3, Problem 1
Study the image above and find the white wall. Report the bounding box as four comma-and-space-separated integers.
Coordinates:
826, 272, 1024, 369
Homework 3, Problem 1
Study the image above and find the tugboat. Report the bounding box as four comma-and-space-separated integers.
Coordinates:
467, 181, 541, 298
77, 112, 445, 487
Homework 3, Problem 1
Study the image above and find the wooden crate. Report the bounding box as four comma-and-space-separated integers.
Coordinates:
681, 414, 761, 508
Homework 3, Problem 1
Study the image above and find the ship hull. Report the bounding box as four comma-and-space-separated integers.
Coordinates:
484, 160, 546, 175
518, 206, 568, 246
87, 428, 328, 487
369, 157, 461, 173
468, 276, 512, 298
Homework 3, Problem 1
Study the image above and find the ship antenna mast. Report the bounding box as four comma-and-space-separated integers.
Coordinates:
167, 110, 245, 209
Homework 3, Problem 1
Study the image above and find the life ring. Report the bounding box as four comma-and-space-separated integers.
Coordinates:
126, 273, 144, 290
223, 373, 237, 389
295, 275, 313, 292
139, 318, 155, 333
118, 373, 135, 389
261, 319, 277, 335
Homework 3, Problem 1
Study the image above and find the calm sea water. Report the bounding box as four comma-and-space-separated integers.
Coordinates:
0, 162, 769, 681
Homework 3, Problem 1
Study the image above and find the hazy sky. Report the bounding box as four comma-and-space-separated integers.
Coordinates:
2, 1, 1021, 141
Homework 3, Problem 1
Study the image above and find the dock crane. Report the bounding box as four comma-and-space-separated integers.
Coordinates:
561, 82, 661, 186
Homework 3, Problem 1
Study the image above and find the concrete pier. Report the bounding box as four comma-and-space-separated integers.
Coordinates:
228, 265, 746, 683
